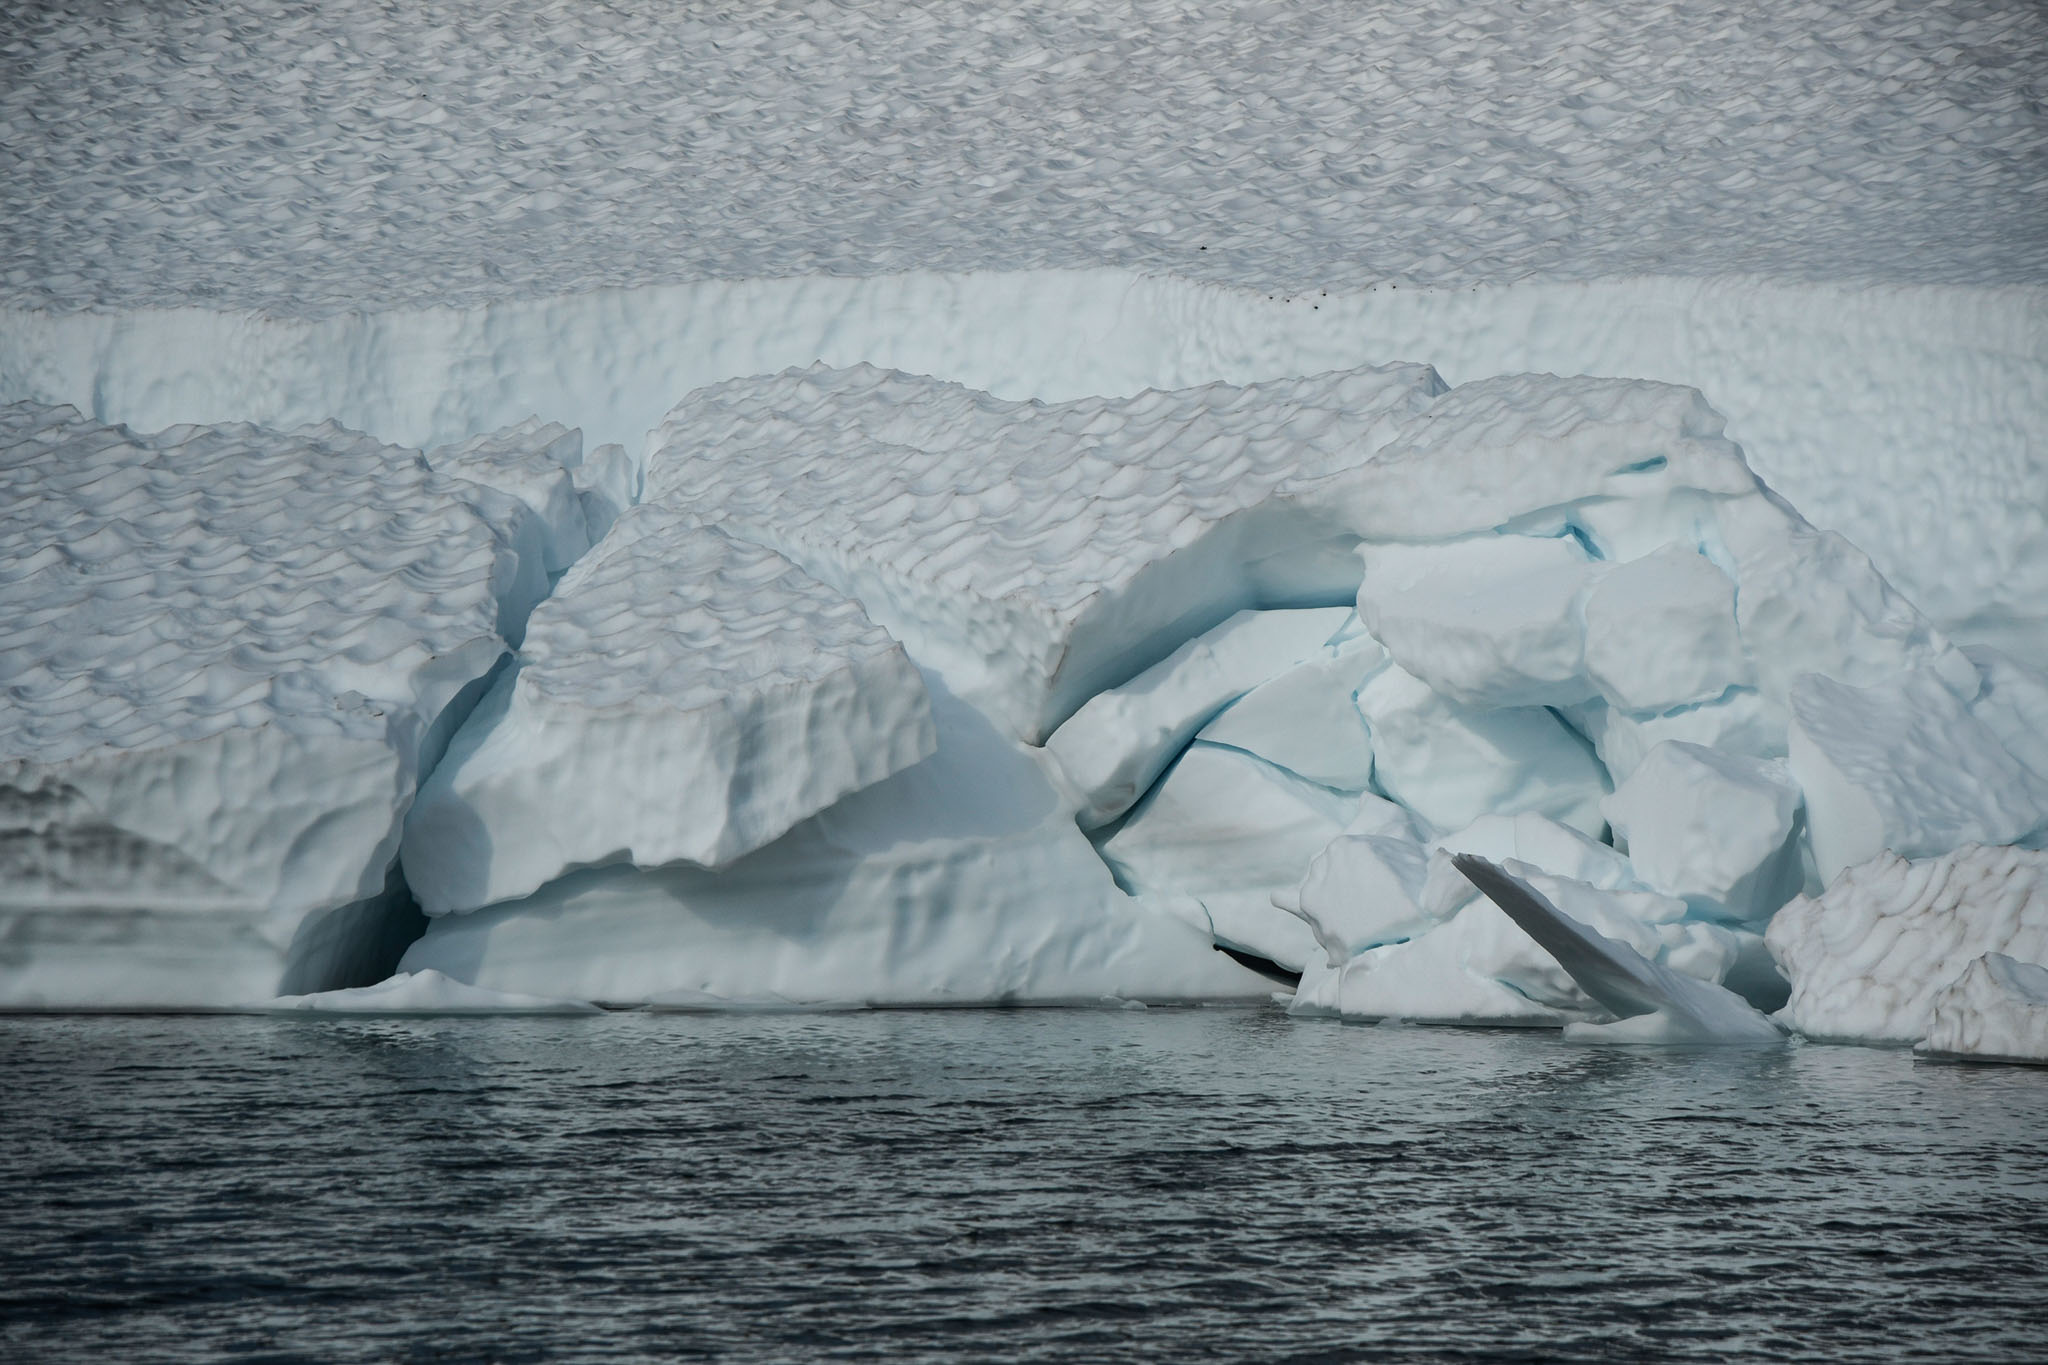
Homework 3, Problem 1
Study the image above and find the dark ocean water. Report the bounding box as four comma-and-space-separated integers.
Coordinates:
3, 1008, 2045, 1364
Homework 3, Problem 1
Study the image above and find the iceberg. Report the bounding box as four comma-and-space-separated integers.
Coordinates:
1353, 663, 1609, 838
1309, 374, 1977, 763
1193, 624, 1384, 792
0, 403, 518, 1008
1601, 741, 1806, 924
1045, 607, 1354, 829
424, 417, 593, 575
1098, 742, 1354, 970
401, 505, 935, 916
1787, 664, 2048, 886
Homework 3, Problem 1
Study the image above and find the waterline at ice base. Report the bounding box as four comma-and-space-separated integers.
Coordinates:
3, 1, 2047, 1070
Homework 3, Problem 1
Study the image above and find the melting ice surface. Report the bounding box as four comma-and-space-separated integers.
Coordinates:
5, 1009, 2048, 1365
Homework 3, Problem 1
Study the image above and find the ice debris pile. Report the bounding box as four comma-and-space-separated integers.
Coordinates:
4, 363, 2047, 1058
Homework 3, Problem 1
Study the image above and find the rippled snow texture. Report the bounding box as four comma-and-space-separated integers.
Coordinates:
0, 404, 505, 769
646, 361, 1441, 738
3, 1, 2043, 315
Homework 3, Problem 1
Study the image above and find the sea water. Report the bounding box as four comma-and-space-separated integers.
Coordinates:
4, 1008, 2045, 1362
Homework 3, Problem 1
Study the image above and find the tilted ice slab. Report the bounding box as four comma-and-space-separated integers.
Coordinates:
401, 674, 1268, 1006
1767, 845, 2048, 1045
643, 361, 1444, 740
402, 505, 934, 916
1917, 954, 2048, 1066
1291, 816, 1746, 1027
1454, 856, 1784, 1045
0, 403, 518, 1007
1046, 607, 1355, 829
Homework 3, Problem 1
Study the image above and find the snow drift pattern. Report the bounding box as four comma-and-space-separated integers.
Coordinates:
0, 402, 524, 1006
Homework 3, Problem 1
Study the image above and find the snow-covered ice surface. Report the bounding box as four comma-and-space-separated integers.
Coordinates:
643, 362, 1439, 739
2, 5, 2041, 666
1768, 845, 2048, 1046
5, 2, 2038, 311
402, 504, 933, 917
423, 418, 592, 576
0, 402, 518, 1008
1917, 953, 2048, 1066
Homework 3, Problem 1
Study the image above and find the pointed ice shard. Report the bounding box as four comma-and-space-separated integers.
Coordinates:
1452, 854, 1784, 1045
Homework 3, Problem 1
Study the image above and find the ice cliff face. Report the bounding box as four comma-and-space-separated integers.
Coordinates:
0, 403, 531, 1006
5, 365, 2046, 1049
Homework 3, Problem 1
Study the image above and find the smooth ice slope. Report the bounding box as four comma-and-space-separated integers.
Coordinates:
1768, 845, 2048, 1045
0, 403, 515, 1007
1917, 954, 2048, 1066
1454, 856, 1783, 1045
401, 675, 1269, 1006
644, 362, 1442, 739
403, 506, 934, 916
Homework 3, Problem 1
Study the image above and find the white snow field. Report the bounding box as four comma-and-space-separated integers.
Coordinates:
3, 3, 2045, 1032
0, 403, 526, 1007
0, 2, 2044, 666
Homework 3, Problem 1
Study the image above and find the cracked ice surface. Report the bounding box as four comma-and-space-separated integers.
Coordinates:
2, 1, 2043, 317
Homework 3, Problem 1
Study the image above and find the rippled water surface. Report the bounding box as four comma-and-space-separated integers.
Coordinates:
4, 1009, 2046, 1362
